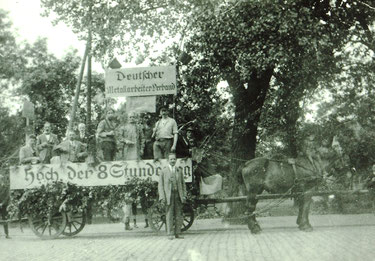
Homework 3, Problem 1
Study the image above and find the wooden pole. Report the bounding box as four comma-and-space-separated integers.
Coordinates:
68, 41, 89, 131
25, 117, 29, 141
87, 28, 92, 134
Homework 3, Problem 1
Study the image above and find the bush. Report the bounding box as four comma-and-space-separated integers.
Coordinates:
8, 177, 159, 220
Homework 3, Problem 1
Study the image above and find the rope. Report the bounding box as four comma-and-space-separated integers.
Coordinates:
268, 159, 318, 175
199, 127, 219, 150
197, 165, 216, 177
208, 151, 249, 162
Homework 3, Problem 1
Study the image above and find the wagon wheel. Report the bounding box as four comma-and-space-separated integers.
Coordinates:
149, 201, 166, 231
181, 204, 194, 232
62, 210, 86, 237
28, 211, 67, 239
149, 201, 195, 232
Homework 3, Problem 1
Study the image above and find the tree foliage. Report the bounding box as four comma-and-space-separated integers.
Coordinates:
40, 0, 194, 61
17, 39, 80, 137
0, 10, 26, 83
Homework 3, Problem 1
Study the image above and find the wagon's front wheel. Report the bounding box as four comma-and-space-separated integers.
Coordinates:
28, 212, 67, 239
181, 204, 194, 232
148, 202, 195, 232
149, 201, 166, 231
62, 210, 86, 237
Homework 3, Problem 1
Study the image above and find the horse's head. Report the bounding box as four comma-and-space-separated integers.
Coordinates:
320, 151, 354, 189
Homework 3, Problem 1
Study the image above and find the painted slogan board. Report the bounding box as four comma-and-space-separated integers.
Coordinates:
105, 65, 177, 97
9, 159, 192, 190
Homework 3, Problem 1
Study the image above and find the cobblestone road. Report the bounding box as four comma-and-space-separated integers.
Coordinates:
0, 214, 374, 261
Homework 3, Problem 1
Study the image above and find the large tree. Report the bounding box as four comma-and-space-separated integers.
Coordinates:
183, 1, 374, 196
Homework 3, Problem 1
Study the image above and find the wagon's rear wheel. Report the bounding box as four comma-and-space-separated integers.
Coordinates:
181, 204, 194, 232
62, 210, 86, 237
28, 212, 67, 239
148, 201, 195, 232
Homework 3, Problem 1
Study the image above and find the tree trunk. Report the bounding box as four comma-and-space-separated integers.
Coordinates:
285, 98, 300, 158
68, 42, 89, 131
226, 68, 273, 216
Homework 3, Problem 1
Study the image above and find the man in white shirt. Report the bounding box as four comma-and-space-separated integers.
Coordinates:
152, 107, 178, 161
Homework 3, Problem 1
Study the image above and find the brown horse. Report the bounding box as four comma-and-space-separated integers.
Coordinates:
241, 157, 326, 233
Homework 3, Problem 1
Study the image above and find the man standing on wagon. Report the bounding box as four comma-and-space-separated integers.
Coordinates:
19, 134, 40, 165
76, 123, 88, 144
37, 122, 59, 164
96, 108, 117, 161
152, 107, 178, 161
158, 153, 187, 240
54, 130, 88, 163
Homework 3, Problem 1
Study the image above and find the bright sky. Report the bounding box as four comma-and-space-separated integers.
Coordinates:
0, 0, 105, 113
0, 0, 85, 59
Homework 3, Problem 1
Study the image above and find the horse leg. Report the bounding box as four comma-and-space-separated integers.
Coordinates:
246, 192, 261, 234
298, 194, 313, 232
296, 195, 303, 226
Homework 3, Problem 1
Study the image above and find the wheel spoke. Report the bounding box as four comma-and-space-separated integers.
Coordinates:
71, 222, 78, 230
68, 224, 72, 234
72, 220, 82, 226
34, 222, 45, 230
50, 223, 59, 231
41, 223, 48, 235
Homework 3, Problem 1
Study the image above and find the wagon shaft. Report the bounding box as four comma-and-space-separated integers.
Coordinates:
195, 189, 370, 204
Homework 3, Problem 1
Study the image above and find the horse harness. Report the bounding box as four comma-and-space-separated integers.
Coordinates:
274, 159, 321, 187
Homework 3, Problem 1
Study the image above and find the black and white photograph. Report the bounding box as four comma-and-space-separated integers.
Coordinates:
1, 0, 375, 260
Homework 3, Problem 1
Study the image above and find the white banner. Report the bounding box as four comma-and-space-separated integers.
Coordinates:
126, 96, 156, 113
10, 159, 192, 190
105, 65, 177, 97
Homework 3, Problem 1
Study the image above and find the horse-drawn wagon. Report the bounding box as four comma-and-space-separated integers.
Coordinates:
2, 146, 371, 239
6, 158, 194, 239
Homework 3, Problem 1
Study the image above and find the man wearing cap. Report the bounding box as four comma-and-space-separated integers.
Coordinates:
36, 122, 59, 164
152, 107, 178, 161
19, 134, 40, 165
